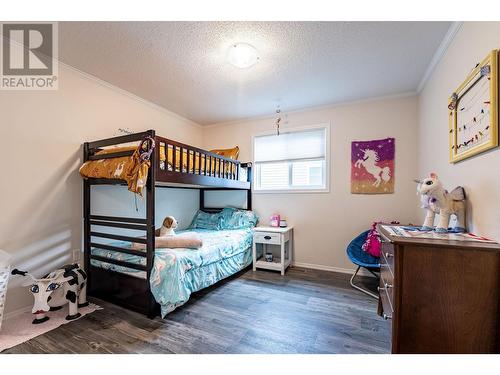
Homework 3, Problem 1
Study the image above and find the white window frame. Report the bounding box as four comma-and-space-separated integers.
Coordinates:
252, 123, 330, 194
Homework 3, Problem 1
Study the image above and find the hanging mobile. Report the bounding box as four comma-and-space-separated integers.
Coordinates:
275, 106, 282, 135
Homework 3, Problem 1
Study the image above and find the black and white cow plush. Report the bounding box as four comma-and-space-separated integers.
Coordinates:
11, 264, 88, 324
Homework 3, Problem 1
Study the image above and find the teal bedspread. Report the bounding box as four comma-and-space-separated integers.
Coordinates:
91, 228, 253, 317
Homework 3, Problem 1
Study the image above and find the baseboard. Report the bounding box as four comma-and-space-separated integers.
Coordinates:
3, 305, 31, 321
292, 261, 376, 278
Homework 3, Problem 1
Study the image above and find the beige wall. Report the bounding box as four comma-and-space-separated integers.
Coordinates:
203, 96, 419, 272
418, 22, 500, 241
0, 64, 202, 315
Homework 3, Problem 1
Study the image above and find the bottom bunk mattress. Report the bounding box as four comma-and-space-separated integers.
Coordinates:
90, 228, 253, 317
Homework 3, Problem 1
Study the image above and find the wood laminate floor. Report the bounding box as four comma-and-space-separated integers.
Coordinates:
3, 267, 390, 354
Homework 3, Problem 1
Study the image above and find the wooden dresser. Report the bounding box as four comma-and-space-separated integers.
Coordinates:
377, 225, 500, 353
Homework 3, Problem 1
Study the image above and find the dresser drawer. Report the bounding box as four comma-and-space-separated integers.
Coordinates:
380, 265, 394, 310
380, 242, 395, 276
253, 232, 281, 245
379, 285, 393, 325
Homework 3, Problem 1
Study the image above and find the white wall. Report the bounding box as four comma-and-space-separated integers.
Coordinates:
0, 64, 202, 315
418, 22, 500, 241
203, 96, 419, 271
91, 186, 200, 236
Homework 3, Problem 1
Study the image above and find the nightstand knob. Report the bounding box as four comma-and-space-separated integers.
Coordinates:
382, 313, 392, 320
384, 282, 393, 289
385, 252, 393, 258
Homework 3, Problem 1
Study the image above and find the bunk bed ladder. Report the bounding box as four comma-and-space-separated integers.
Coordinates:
145, 130, 157, 318
83, 142, 91, 292
83, 130, 159, 318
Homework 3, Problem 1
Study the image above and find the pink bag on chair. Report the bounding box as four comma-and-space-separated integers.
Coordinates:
362, 222, 381, 258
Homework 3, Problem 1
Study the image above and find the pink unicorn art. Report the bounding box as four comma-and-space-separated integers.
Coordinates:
354, 149, 391, 187
351, 138, 395, 194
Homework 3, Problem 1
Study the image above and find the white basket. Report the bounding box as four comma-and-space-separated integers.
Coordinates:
0, 266, 9, 330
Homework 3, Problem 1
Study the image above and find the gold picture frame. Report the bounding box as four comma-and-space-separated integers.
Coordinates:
449, 50, 498, 163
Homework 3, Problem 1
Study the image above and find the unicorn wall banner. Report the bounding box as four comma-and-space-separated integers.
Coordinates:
351, 137, 395, 194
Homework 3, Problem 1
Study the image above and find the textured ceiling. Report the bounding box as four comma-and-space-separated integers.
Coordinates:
59, 22, 451, 125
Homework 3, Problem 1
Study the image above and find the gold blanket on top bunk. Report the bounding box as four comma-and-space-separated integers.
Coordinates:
79, 145, 240, 195
79, 146, 150, 196
159, 144, 239, 175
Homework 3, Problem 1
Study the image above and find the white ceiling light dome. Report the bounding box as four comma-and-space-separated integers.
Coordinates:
228, 43, 259, 68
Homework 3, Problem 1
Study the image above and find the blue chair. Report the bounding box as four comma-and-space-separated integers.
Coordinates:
346, 230, 380, 299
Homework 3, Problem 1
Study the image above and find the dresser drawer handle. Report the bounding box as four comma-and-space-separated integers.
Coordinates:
264, 236, 272, 240
385, 252, 393, 258
382, 313, 392, 320
380, 262, 392, 271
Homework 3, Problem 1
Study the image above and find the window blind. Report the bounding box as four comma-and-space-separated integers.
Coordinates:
254, 128, 326, 163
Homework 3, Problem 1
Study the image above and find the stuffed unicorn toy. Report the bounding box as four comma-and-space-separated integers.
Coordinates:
414, 173, 466, 233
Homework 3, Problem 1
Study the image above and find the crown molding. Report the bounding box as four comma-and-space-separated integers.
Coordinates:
417, 21, 463, 93
59, 61, 203, 130
203, 90, 417, 129
1, 34, 201, 129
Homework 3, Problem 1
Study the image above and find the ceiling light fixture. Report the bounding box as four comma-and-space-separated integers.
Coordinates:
228, 43, 259, 69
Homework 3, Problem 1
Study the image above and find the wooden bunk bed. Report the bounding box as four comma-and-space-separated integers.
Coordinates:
82, 129, 252, 318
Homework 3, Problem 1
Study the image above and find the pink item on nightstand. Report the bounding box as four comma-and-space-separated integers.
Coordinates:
270, 214, 280, 227
362, 222, 381, 258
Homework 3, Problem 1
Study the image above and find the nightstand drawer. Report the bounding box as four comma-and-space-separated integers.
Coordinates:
253, 232, 281, 245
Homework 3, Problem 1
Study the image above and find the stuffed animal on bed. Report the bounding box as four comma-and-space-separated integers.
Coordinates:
155, 216, 178, 237
132, 216, 202, 250
414, 173, 467, 233
131, 232, 203, 250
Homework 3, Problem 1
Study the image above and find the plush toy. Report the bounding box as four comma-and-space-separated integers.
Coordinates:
11, 263, 88, 324
155, 216, 178, 237
414, 173, 466, 233
362, 222, 381, 257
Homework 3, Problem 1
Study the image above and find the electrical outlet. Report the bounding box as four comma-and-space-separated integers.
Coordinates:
72, 249, 81, 262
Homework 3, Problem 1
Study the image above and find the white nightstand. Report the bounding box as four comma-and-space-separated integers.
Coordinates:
252, 226, 293, 275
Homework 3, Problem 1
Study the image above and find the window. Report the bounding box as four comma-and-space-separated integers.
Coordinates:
253, 126, 328, 192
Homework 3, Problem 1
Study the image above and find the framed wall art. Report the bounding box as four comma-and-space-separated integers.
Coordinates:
351, 137, 395, 194
448, 50, 498, 163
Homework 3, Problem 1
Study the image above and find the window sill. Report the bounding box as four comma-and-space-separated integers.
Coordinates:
253, 188, 330, 194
